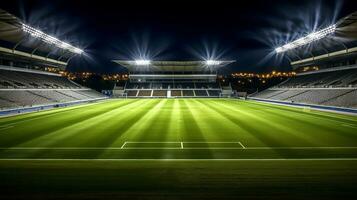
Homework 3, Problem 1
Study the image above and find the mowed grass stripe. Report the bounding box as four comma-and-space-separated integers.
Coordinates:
201, 99, 312, 158
252, 103, 357, 146
0, 100, 141, 147
0, 100, 113, 126
0, 99, 356, 160
99, 99, 173, 158
246, 100, 357, 123
16, 99, 155, 150
203, 99, 298, 147
220, 100, 357, 147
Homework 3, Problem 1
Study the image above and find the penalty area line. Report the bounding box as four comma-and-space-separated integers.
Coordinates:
125, 141, 181, 143
238, 142, 246, 149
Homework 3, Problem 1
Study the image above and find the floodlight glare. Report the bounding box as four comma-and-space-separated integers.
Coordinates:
22, 23, 84, 54
205, 60, 221, 65
275, 24, 336, 53
135, 60, 151, 65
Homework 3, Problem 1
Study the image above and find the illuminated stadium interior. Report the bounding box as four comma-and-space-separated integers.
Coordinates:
0, 1, 357, 200
112, 60, 235, 98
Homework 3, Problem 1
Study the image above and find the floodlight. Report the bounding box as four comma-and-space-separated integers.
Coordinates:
22, 23, 84, 54
275, 24, 336, 53
135, 60, 151, 65
205, 60, 221, 65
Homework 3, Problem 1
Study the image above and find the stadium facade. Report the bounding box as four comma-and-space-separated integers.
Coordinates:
112, 60, 235, 98
0, 9, 107, 115
251, 11, 357, 110
1, 6, 357, 114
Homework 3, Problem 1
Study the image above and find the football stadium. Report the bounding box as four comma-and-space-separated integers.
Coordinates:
1, 1, 357, 199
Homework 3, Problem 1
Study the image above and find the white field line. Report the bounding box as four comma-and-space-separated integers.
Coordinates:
122, 147, 245, 150
1, 158, 357, 161
1, 146, 357, 150
120, 142, 127, 149
121, 147, 182, 149
125, 141, 244, 144
245, 147, 357, 149
125, 141, 181, 143
0, 147, 123, 150
182, 142, 242, 143
238, 142, 246, 149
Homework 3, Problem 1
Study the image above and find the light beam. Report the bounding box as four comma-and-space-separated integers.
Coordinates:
275, 24, 336, 53
22, 23, 84, 54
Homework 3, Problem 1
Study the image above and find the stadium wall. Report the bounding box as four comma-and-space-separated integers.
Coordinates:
0, 97, 108, 117
249, 97, 357, 115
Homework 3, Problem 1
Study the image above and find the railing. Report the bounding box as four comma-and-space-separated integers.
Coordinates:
0, 97, 108, 116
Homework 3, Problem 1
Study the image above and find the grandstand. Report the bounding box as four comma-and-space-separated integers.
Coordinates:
112, 60, 234, 98
0, 9, 107, 113
0, 5, 357, 200
250, 11, 357, 109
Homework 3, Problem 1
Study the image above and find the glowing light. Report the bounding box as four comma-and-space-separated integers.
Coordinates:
275, 24, 336, 53
22, 23, 84, 54
134, 60, 151, 65
205, 60, 222, 65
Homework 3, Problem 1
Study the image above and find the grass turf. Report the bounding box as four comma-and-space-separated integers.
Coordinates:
0, 98, 357, 199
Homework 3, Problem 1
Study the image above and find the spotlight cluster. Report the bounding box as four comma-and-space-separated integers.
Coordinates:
205, 60, 222, 65
22, 23, 84, 54
275, 24, 336, 53
132, 60, 224, 66
134, 60, 151, 65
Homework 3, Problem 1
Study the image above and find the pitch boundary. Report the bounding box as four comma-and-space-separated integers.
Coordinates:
1, 146, 357, 150
0, 158, 357, 161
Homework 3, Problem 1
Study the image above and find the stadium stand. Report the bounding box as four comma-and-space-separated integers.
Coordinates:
127, 90, 138, 97
138, 90, 152, 97
0, 67, 107, 110
250, 11, 357, 110
0, 9, 107, 113
124, 82, 221, 90
152, 90, 167, 97
208, 90, 221, 97
0, 90, 52, 108
0, 68, 81, 89
194, 90, 208, 96
171, 90, 182, 97
113, 61, 234, 98
250, 67, 357, 108
180, 83, 195, 89
323, 90, 357, 108
182, 90, 194, 97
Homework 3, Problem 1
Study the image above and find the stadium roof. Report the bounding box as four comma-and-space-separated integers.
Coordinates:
113, 60, 235, 72
0, 8, 83, 68
336, 11, 357, 36
278, 11, 357, 64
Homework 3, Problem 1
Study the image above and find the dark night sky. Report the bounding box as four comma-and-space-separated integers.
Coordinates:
1, 0, 357, 73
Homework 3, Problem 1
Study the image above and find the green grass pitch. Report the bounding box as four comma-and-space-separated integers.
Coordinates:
1, 98, 357, 199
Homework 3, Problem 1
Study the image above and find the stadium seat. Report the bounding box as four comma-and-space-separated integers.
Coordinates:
251, 67, 357, 108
